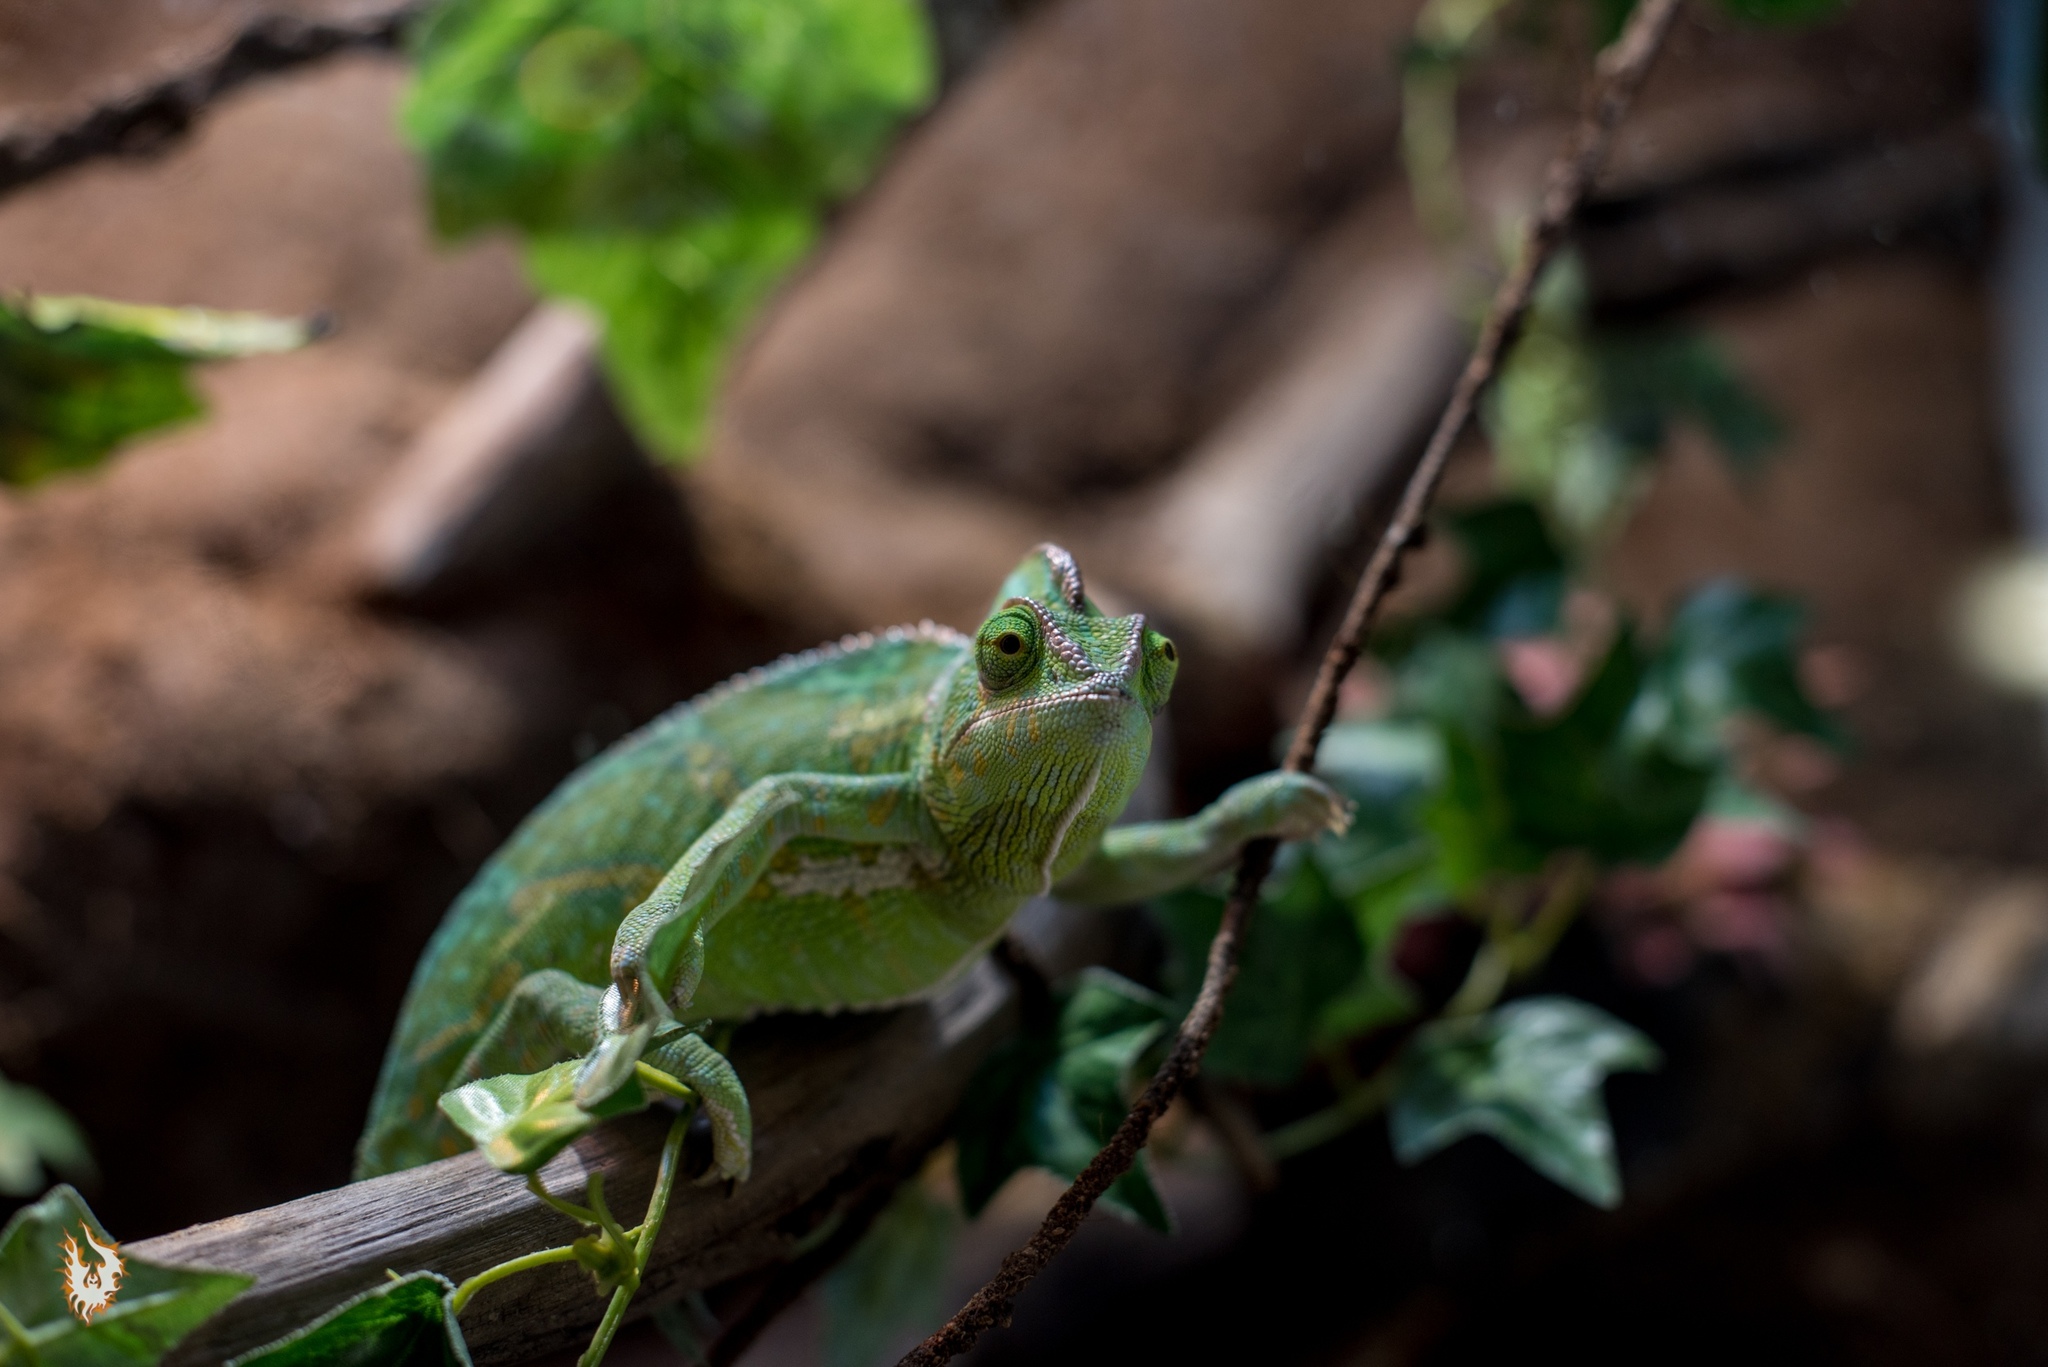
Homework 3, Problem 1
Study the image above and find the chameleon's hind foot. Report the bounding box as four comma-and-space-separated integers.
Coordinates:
647, 1027, 752, 1184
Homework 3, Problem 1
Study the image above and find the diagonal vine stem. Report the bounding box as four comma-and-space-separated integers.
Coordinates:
897, 2, 1685, 1361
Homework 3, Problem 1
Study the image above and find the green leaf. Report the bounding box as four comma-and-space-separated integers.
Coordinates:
1390, 996, 1660, 1208
1596, 0, 1846, 43
1439, 500, 1567, 639
524, 210, 812, 453
0, 1074, 93, 1197
1594, 327, 1783, 475
1485, 256, 1637, 541
438, 1058, 650, 1174
952, 970, 1177, 1232
1391, 630, 1506, 742
1626, 577, 1838, 765
1153, 854, 1364, 1087
1487, 255, 1783, 542
0, 295, 318, 485
1498, 631, 1715, 864
225, 1272, 470, 1367
1309, 719, 1442, 902
403, 0, 934, 458
1713, 0, 1848, 22
0, 1184, 252, 1367
16, 297, 318, 360
951, 1025, 1060, 1218
1421, 723, 1532, 887
1031, 972, 1175, 1231
819, 1177, 960, 1367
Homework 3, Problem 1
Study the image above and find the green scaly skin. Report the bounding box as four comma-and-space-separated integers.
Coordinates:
355, 545, 1350, 1182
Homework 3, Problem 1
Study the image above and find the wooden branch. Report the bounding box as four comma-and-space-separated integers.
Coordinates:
0, 2, 421, 199
132, 960, 1014, 1366
896, 2, 1687, 1362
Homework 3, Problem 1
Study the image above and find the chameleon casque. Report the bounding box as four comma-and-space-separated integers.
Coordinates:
356, 544, 1349, 1182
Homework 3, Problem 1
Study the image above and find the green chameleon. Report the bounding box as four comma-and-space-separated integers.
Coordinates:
355, 545, 1350, 1182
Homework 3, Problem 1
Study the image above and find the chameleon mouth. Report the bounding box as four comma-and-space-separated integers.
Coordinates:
963, 684, 1135, 737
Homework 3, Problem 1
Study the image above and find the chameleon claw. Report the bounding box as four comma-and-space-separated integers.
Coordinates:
574, 1020, 653, 1109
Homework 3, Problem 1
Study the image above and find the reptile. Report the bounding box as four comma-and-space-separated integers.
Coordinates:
355, 544, 1350, 1182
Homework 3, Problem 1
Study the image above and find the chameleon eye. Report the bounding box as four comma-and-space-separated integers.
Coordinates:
1137, 626, 1178, 712
977, 612, 1038, 690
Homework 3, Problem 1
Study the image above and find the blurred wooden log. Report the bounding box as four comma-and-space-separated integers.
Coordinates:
334, 303, 649, 602
0, 0, 420, 198
1581, 120, 1997, 305
132, 960, 1015, 1366
1127, 184, 1463, 654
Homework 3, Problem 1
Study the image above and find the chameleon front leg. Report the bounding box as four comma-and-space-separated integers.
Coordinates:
1052, 771, 1353, 906
645, 1029, 751, 1183
448, 972, 756, 1182
574, 771, 944, 1121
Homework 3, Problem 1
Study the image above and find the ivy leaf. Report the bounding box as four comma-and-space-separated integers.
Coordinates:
0, 1184, 252, 1367
226, 1272, 470, 1367
819, 1176, 960, 1367
1499, 631, 1714, 864
1626, 577, 1839, 765
438, 1058, 649, 1175
953, 970, 1177, 1232
0, 295, 319, 486
1031, 971, 1176, 1231
1390, 996, 1660, 1208
523, 212, 812, 454
1485, 256, 1637, 542
1439, 500, 1567, 639
1153, 853, 1363, 1087
951, 1023, 1059, 1219
1596, 0, 1846, 43
1311, 722, 1441, 897
1488, 255, 1782, 541
1595, 328, 1783, 475
404, 0, 930, 237
1713, 0, 1848, 22
0, 1072, 93, 1197
1392, 630, 1505, 743
403, 0, 933, 458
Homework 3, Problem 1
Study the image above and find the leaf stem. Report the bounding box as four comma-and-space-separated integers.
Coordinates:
584, 1174, 636, 1273
528, 1172, 601, 1226
897, 3, 1686, 1360
450, 1244, 583, 1315
0, 1297, 44, 1366
577, 1107, 690, 1367
634, 1062, 697, 1103
1262, 1069, 1399, 1161
1441, 938, 1512, 1019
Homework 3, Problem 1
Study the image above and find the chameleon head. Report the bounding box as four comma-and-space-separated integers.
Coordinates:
925, 544, 1178, 891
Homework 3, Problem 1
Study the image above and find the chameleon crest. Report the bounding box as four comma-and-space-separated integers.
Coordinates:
357, 545, 1347, 1182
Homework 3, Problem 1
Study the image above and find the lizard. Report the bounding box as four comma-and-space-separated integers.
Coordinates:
354, 544, 1350, 1183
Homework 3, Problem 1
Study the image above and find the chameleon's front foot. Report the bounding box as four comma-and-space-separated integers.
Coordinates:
575, 986, 752, 1185
1208, 770, 1355, 844
646, 1028, 752, 1184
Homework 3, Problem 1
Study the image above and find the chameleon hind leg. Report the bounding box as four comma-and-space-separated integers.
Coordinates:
454, 970, 754, 1183
453, 969, 606, 1083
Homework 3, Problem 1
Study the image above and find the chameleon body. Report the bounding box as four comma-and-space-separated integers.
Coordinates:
355, 545, 1348, 1181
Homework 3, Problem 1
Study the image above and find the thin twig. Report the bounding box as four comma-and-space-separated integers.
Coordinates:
0, 3, 423, 199
896, 2, 1685, 1361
